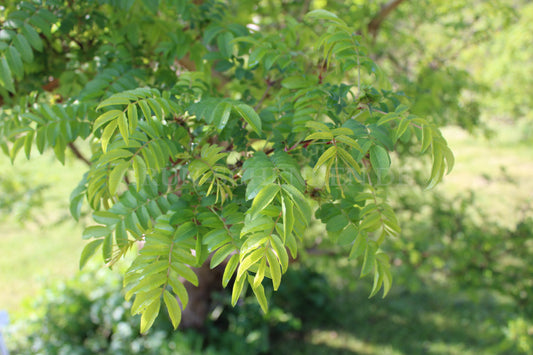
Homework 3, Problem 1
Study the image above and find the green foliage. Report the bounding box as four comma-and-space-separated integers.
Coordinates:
0, 1, 454, 331
7, 266, 329, 355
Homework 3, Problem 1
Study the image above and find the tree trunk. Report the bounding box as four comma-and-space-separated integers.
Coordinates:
180, 257, 228, 329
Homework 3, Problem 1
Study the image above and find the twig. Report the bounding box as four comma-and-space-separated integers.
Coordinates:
254, 78, 274, 111
367, 0, 407, 39
68, 142, 91, 166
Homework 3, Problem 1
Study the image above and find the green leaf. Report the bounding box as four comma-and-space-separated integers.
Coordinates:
213, 101, 232, 130
93, 211, 121, 225
281, 184, 311, 225
233, 103, 262, 135
306, 121, 330, 132
369, 264, 383, 298
349, 233, 366, 260
253, 257, 266, 288
13, 33, 33, 63
361, 240, 378, 277
282, 76, 312, 89
337, 147, 361, 173
171, 262, 198, 286
6, 46, 23, 79
140, 298, 161, 334
231, 269, 247, 306
0, 57, 15, 93
250, 183, 280, 219
163, 290, 182, 330
82, 225, 111, 240
22, 23, 43, 51
222, 253, 239, 288
23, 130, 34, 159
305, 131, 334, 141
108, 160, 129, 195
338, 224, 357, 246
326, 214, 349, 233
395, 118, 410, 142
125, 274, 167, 301
101, 120, 118, 153
70, 194, 84, 221
79, 239, 103, 269
249, 275, 268, 313
377, 112, 398, 126
93, 110, 122, 131
97, 96, 132, 110
127, 103, 138, 132
217, 31, 234, 58
237, 248, 264, 281
132, 155, 147, 190
98, 149, 133, 165
443, 145, 455, 174
334, 135, 362, 152
174, 222, 198, 243
168, 277, 189, 309
281, 193, 294, 242
210, 244, 235, 269
314, 146, 336, 172
269, 235, 288, 272
266, 248, 281, 290
369, 144, 390, 180
117, 111, 129, 145
115, 220, 129, 249
305, 9, 341, 22
131, 289, 161, 315
102, 233, 113, 262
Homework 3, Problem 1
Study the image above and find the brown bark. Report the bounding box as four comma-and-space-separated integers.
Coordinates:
367, 0, 408, 39
68, 142, 91, 166
180, 255, 230, 329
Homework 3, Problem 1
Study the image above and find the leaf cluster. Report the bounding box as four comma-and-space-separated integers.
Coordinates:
0, 1, 454, 332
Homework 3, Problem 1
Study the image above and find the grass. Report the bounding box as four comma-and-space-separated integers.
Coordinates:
0, 151, 86, 317
437, 123, 533, 227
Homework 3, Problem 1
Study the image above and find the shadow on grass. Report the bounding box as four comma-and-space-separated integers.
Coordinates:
271, 277, 511, 355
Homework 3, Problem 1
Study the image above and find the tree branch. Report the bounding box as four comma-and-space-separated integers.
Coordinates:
367, 0, 407, 39
68, 142, 91, 166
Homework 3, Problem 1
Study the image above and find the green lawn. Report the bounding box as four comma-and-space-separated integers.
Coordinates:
438, 123, 533, 227
0, 151, 86, 317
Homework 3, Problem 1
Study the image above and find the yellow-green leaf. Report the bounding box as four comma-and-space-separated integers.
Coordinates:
361, 240, 377, 277
117, 111, 129, 145
140, 298, 161, 334
163, 290, 182, 330
314, 145, 336, 172
231, 270, 247, 306
249, 275, 268, 313
237, 248, 264, 281
79, 239, 103, 270
266, 248, 281, 290
101, 120, 118, 153
93, 110, 122, 131
223, 253, 239, 288
250, 183, 280, 219
127, 103, 138, 132
108, 160, 129, 195
233, 103, 262, 135
97, 96, 131, 110
253, 257, 266, 289
132, 155, 147, 191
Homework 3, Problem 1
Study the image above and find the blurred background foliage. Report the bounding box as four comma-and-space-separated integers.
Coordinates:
1, 0, 533, 354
